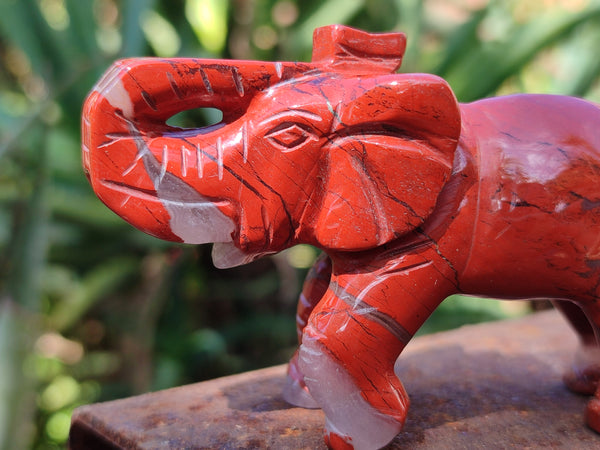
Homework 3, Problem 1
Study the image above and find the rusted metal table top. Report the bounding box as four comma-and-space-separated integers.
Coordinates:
69, 310, 600, 449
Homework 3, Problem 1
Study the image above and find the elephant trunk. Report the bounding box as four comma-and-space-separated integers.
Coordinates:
82, 58, 309, 242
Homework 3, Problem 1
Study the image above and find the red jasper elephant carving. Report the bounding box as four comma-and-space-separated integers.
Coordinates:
82, 25, 600, 449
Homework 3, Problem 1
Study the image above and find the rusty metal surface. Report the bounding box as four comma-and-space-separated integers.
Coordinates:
69, 363, 326, 450
69, 311, 600, 449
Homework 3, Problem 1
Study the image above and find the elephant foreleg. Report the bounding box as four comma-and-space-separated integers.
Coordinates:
298, 252, 458, 449
283, 252, 332, 408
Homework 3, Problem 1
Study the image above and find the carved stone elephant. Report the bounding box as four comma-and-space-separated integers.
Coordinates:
82, 25, 600, 449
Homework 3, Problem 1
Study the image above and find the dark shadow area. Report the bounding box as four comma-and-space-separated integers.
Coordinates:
223, 373, 295, 412
390, 346, 596, 448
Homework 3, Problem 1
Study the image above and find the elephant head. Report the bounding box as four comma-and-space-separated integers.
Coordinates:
83, 25, 461, 268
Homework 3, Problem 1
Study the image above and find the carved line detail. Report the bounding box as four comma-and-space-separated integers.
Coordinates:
217, 137, 224, 180
330, 281, 413, 346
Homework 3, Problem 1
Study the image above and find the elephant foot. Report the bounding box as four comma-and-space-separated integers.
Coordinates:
324, 428, 357, 450
298, 335, 405, 450
563, 366, 600, 395
563, 344, 600, 433
586, 388, 600, 433
282, 350, 319, 409
563, 345, 600, 395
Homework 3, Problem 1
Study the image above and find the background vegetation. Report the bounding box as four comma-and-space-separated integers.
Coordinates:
1, 0, 600, 448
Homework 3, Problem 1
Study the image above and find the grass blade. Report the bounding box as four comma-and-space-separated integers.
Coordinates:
120, 0, 158, 57
0, 299, 36, 450
49, 257, 139, 332
6, 127, 49, 312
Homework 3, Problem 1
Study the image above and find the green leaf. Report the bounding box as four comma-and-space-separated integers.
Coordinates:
0, 0, 49, 79
6, 127, 50, 312
284, 0, 364, 59
185, 0, 228, 54
48, 257, 139, 332
551, 19, 600, 97
50, 182, 128, 230
434, 6, 489, 76
120, 0, 158, 57
64, 0, 101, 62
445, 6, 600, 101
393, 0, 424, 72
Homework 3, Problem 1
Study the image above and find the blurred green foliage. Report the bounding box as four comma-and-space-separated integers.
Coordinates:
1, 0, 600, 448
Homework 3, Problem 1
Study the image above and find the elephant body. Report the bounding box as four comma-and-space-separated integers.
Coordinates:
287, 93, 600, 449
83, 25, 600, 450
459, 95, 600, 299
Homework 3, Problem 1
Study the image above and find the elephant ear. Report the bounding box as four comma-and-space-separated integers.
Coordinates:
312, 73, 461, 251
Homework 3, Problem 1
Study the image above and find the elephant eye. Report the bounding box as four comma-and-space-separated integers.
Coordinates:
266, 122, 317, 152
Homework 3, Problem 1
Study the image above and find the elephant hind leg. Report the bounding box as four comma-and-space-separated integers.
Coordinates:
580, 302, 600, 433
554, 300, 600, 395
553, 300, 600, 433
